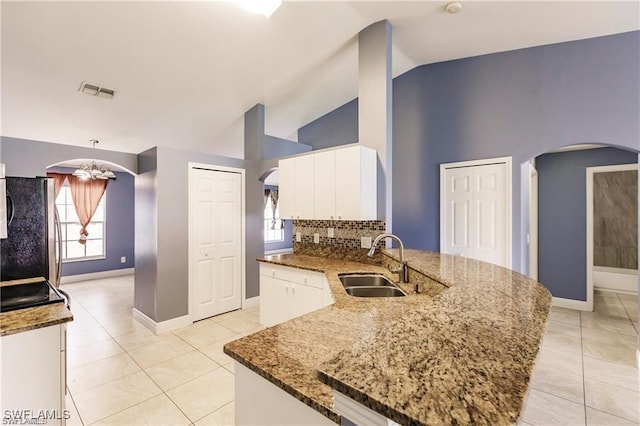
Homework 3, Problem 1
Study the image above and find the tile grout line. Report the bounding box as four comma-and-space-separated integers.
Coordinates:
579, 310, 587, 426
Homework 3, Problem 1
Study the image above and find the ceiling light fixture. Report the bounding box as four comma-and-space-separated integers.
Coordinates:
232, 0, 281, 18
79, 81, 116, 99
445, 1, 463, 14
72, 140, 117, 180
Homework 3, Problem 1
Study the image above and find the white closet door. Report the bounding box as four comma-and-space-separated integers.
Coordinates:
442, 161, 509, 268
443, 167, 475, 258
191, 168, 242, 321
473, 163, 507, 267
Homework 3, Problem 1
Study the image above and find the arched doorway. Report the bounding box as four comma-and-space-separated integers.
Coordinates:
46, 159, 136, 285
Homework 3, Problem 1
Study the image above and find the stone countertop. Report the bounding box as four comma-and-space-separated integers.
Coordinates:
223, 250, 551, 425
1, 278, 73, 337
0, 302, 73, 336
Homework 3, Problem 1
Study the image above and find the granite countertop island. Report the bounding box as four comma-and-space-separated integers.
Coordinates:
224, 249, 551, 425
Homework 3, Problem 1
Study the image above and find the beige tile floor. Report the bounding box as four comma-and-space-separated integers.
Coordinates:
520, 291, 639, 426
61, 275, 260, 426
61, 276, 639, 425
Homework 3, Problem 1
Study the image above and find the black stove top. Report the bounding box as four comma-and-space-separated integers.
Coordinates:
0, 279, 66, 312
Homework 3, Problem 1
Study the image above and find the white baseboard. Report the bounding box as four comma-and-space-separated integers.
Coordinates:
132, 308, 192, 335
61, 268, 135, 284
552, 296, 592, 312
243, 296, 260, 309
593, 268, 638, 295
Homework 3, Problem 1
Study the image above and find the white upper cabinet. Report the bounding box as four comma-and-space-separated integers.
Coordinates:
294, 155, 315, 219
278, 145, 377, 221
278, 157, 296, 219
335, 146, 377, 220
313, 151, 336, 220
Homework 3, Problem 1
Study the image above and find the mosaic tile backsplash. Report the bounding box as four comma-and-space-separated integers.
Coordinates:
292, 219, 385, 247
292, 220, 387, 262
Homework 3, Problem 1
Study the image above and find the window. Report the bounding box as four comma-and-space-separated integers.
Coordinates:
55, 185, 106, 261
264, 192, 283, 242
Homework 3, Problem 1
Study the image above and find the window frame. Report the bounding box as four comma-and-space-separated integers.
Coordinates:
55, 184, 107, 263
264, 192, 284, 243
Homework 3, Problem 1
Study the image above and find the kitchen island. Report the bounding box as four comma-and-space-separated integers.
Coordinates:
224, 249, 551, 425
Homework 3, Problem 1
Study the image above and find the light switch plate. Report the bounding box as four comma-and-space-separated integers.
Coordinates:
361, 236, 372, 249
313, 233, 320, 244
327, 227, 334, 238
296, 232, 301, 242
120, 256, 126, 263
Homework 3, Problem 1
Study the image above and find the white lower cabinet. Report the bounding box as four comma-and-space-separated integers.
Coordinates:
1, 323, 67, 425
260, 263, 332, 327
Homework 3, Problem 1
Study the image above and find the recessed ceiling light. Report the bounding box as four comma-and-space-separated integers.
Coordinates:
231, 0, 282, 18
445, 2, 463, 14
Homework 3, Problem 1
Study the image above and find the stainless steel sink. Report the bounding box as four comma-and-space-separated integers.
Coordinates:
338, 274, 396, 288
338, 274, 406, 298
344, 286, 406, 297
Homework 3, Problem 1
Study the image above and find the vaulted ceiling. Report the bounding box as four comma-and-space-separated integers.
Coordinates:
2, 1, 638, 158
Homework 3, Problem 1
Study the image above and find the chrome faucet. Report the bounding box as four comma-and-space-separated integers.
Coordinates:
367, 233, 409, 284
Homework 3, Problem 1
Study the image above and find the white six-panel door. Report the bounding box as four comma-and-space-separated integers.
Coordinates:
190, 167, 242, 321
441, 159, 511, 268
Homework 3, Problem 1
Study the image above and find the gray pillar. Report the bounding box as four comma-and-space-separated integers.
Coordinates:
358, 20, 392, 231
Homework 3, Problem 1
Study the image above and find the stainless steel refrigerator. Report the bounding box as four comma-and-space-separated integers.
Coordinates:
0, 175, 67, 311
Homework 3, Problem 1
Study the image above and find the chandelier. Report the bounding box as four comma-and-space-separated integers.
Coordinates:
72, 140, 117, 180
72, 162, 116, 180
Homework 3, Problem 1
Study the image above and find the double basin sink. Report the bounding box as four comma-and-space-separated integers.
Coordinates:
339, 274, 406, 298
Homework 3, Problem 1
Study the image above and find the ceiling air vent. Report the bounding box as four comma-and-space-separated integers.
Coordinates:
79, 81, 116, 99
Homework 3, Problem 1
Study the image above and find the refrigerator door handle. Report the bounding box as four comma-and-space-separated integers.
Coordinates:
55, 208, 63, 287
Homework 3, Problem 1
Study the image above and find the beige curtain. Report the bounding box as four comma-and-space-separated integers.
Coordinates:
269, 189, 281, 229
264, 189, 270, 210
47, 173, 68, 199
67, 176, 108, 244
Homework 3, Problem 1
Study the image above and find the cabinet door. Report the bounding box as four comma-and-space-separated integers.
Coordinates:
278, 158, 296, 220
313, 151, 336, 220
335, 146, 362, 220
290, 283, 323, 319
1, 325, 63, 422
260, 276, 290, 327
294, 155, 315, 219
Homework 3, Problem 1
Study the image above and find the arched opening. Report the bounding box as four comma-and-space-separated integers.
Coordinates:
46, 158, 136, 288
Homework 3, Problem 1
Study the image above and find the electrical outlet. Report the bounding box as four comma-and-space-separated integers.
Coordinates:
120, 256, 126, 263
313, 233, 320, 244
296, 232, 301, 242
327, 227, 334, 238
361, 236, 372, 249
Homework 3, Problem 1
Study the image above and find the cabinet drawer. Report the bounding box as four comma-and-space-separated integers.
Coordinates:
260, 264, 325, 289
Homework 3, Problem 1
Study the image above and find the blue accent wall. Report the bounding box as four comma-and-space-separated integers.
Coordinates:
298, 99, 359, 149
536, 148, 637, 301
297, 31, 640, 283
49, 168, 135, 276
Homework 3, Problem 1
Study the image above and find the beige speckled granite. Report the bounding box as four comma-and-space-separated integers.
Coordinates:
1, 278, 73, 336
224, 250, 551, 425
1, 303, 73, 336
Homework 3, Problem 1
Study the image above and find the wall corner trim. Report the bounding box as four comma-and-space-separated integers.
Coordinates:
132, 309, 192, 335
243, 296, 260, 309
551, 296, 592, 312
